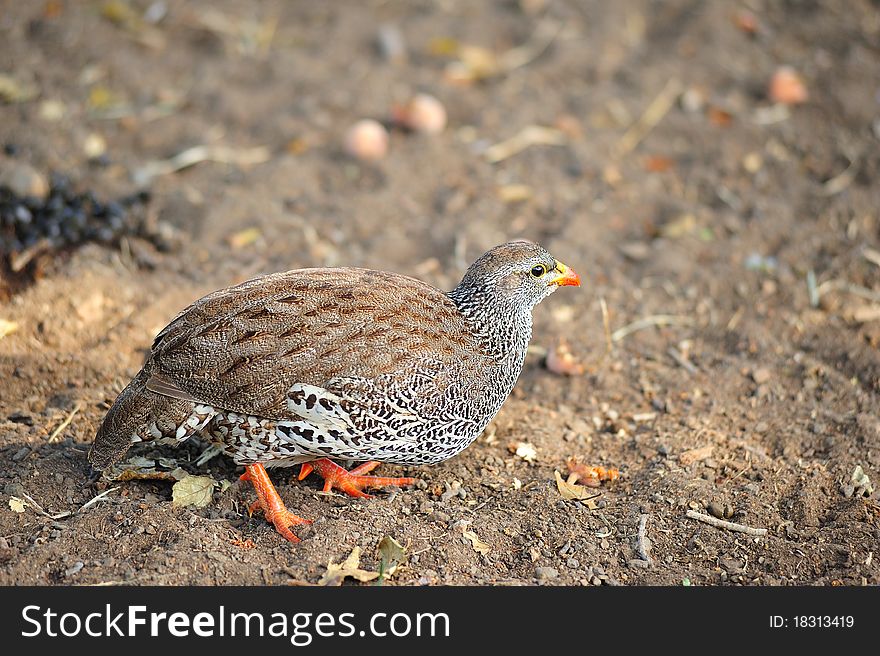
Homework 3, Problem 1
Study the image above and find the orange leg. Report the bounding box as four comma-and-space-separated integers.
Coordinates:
240, 463, 311, 543
297, 458, 416, 499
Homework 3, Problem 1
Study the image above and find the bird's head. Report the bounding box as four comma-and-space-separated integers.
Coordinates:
453, 240, 580, 310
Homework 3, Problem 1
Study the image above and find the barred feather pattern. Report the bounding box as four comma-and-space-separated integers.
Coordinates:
89, 241, 565, 470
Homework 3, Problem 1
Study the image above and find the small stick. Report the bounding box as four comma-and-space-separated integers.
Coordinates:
863, 247, 880, 269
599, 296, 612, 354
77, 487, 119, 513
19, 492, 70, 520
614, 78, 682, 157
48, 404, 80, 443
485, 125, 567, 163
807, 270, 819, 308
636, 514, 653, 564
815, 279, 880, 304
611, 314, 694, 342
499, 20, 565, 72
667, 346, 697, 374
686, 510, 767, 536
821, 156, 859, 196
726, 307, 744, 331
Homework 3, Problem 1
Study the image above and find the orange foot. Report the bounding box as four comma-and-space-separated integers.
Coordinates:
240, 463, 312, 543
297, 458, 416, 499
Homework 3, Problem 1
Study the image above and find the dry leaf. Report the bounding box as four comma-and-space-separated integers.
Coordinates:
9, 497, 26, 513
509, 441, 538, 463
0, 74, 38, 103
554, 470, 599, 506
661, 213, 698, 239
444, 45, 500, 83
0, 319, 19, 340
377, 536, 406, 577
497, 184, 533, 203
171, 474, 216, 508
463, 530, 491, 555
679, 445, 714, 466
319, 547, 380, 586
850, 465, 874, 497
427, 36, 460, 56
707, 106, 733, 127
105, 456, 186, 481
644, 155, 675, 173
227, 227, 262, 249
566, 458, 620, 486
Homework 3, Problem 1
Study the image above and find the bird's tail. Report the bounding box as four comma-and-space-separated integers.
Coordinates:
88, 368, 198, 471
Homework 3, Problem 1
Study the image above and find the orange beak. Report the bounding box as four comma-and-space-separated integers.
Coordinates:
548, 260, 580, 287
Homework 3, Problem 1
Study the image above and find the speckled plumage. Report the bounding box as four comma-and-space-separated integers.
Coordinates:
89, 241, 579, 474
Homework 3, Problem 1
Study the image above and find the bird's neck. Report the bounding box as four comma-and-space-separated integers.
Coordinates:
448, 286, 533, 364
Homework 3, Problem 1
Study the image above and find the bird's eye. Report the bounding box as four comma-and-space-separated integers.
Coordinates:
530, 264, 548, 278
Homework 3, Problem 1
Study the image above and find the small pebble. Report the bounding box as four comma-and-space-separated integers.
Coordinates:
680, 87, 706, 113
0, 162, 49, 198
376, 24, 406, 63
535, 566, 559, 582
11, 447, 30, 462
769, 66, 808, 105
708, 501, 733, 519
395, 94, 447, 135
752, 368, 772, 384
8, 412, 33, 426
344, 119, 389, 161
64, 561, 84, 577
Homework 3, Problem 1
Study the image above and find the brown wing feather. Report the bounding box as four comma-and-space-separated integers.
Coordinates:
148, 268, 483, 419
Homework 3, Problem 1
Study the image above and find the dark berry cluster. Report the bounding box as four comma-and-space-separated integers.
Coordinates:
0, 173, 153, 258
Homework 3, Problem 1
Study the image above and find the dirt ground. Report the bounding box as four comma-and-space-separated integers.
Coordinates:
1, 0, 878, 587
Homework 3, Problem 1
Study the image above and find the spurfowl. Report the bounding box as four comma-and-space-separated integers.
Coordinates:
89, 241, 580, 542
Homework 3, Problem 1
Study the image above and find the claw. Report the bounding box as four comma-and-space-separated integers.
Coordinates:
241, 463, 311, 543
297, 458, 416, 498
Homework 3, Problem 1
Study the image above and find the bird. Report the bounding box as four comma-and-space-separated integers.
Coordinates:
89, 240, 580, 542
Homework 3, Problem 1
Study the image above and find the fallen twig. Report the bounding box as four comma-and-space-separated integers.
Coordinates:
48, 404, 80, 443
599, 297, 612, 354
133, 144, 271, 185
815, 279, 880, 305
17, 486, 118, 520
821, 155, 859, 196
636, 513, 653, 564
686, 510, 767, 536
485, 125, 567, 163
862, 248, 880, 269
614, 78, 682, 157
667, 346, 697, 374
78, 487, 119, 513
611, 314, 695, 342
499, 20, 565, 72
19, 492, 70, 520
807, 270, 819, 308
